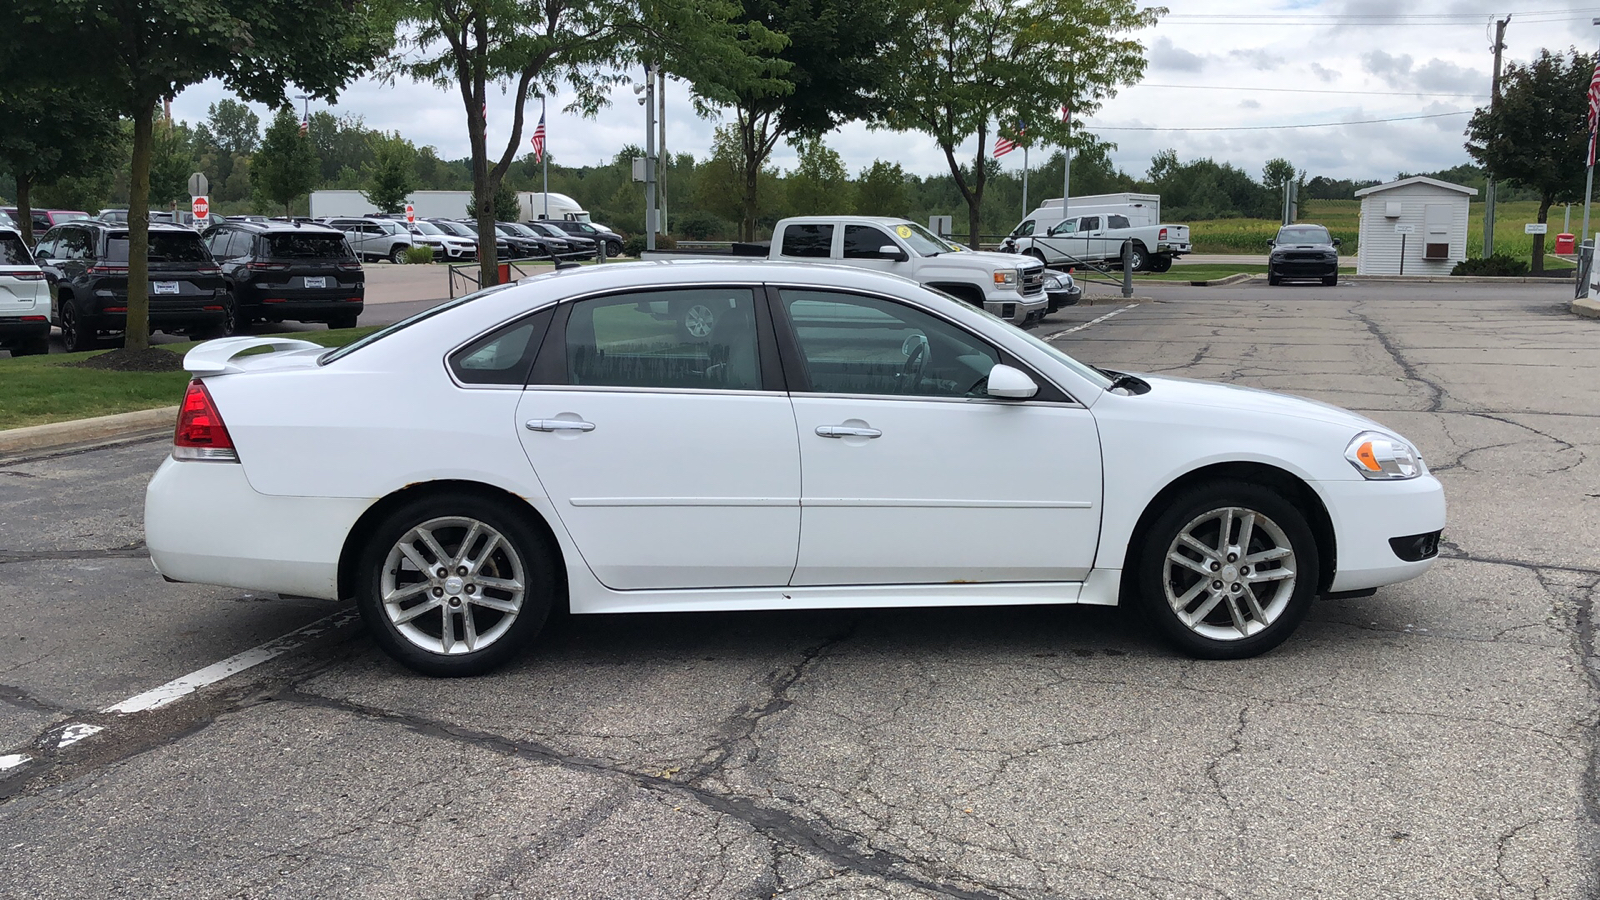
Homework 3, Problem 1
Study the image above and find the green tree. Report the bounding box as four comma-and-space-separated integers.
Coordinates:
694, 0, 894, 239
307, 111, 378, 184
786, 137, 852, 214
253, 107, 321, 215
1262, 158, 1296, 193
206, 99, 261, 156
1467, 48, 1594, 273
880, 0, 1159, 244
363, 136, 417, 212
148, 117, 197, 210
0, 83, 122, 243
1, 0, 389, 351
468, 182, 520, 222
395, 0, 783, 286
856, 160, 908, 217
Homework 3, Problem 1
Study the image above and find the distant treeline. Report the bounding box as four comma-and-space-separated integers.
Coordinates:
0, 100, 1522, 240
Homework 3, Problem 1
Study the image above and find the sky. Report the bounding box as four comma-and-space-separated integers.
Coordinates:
169, 0, 1600, 186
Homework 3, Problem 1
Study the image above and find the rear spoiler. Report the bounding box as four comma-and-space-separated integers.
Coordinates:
183, 336, 324, 376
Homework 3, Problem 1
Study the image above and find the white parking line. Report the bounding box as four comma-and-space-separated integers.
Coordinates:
0, 754, 31, 771
1042, 303, 1137, 342
104, 609, 360, 715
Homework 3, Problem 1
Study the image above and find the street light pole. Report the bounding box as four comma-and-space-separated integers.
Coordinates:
1583, 19, 1600, 250
643, 64, 657, 251
1484, 16, 1508, 257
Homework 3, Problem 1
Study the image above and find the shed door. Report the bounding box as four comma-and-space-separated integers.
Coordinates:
1424, 204, 1451, 259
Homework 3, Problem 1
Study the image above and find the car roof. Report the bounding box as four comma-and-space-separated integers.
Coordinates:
218, 220, 343, 235
780, 215, 915, 227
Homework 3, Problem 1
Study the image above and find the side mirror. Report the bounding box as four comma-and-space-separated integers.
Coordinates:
1265, 239, 1275, 247
877, 244, 908, 262
1332, 238, 1342, 246
987, 363, 1038, 399
33, 248, 50, 260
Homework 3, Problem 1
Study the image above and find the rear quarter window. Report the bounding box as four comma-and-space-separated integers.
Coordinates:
0, 234, 35, 266
781, 224, 834, 258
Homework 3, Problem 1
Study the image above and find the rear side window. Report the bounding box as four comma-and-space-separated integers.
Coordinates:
780, 224, 833, 258
1107, 215, 1130, 229
108, 232, 211, 262
448, 309, 554, 386
0, 234, 34, 265
267, 234, 351, 259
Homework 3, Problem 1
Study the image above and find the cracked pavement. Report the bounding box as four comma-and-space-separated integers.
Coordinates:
1, 279, 1597, 898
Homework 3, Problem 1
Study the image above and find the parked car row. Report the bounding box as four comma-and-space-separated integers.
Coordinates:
3, 219, 365, 353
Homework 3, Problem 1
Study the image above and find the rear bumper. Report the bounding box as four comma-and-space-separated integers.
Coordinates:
1317, 475, 1446, 592
145, 457, 369, 600
0, 316, 50, 344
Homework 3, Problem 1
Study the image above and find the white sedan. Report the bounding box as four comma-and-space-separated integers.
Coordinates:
145, 261, 1445, 675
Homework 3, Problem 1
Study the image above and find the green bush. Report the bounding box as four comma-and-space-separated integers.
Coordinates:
1451, 254, 1529, 276
621, 234, 675, 257
672, 210, 731, 241
402, 245, 435, 264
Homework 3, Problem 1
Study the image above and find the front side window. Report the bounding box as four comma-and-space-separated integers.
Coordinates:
779, 289, 1000, 398
1047, 219, 1077, 236
780, 223, 834, 258
563, 288, 762, 391
842, 225, 896, 259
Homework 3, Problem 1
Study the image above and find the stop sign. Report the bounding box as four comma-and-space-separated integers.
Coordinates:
404, 203, 415, 223
192, 196, 210, 222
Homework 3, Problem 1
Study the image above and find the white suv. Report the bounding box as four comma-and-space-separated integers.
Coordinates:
0, 226, 50, 356
319, 217, 416, 264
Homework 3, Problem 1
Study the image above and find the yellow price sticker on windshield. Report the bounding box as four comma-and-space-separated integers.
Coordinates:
895, 225, 913, 238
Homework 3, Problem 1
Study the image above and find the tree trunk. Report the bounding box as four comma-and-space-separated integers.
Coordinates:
126, 102, 154, 352
938, 142, 984, 247
15, 176, 33, 246
742, 163, 759, 242
1533, 196, 1552, 275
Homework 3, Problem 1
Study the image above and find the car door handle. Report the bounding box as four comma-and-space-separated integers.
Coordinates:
816, 425, 882, 439
526, 419, 595, 433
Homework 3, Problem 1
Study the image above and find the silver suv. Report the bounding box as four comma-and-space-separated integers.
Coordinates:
318, 217, 416, 264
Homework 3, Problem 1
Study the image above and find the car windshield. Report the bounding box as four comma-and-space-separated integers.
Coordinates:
504, 224, 539, 236
409, 222, 446, 236
267, 234, 351, 259
108, 231, 211, 262
54, 212, 90, 223
431, 221, 469, 237
1, 233, 35, 265
898, 222, 957, 257
1277, 226, 1331, 244
1005, 323, 1115, 392
321, 284, 518, 365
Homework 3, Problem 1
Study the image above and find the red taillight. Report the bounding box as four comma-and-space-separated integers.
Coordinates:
262, 298, 287, 303
336, 261, 361, 271
6, 271, 45, 281
88, 265, 128, 275
198, 266, 221, 274
20, 315, 46, 322
173, 380, 238, 462
104, 306, 127, 312
1159, 228, 1168, 240
247, 262, 290, 272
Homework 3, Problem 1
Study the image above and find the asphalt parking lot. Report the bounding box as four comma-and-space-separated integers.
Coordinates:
1, 280, 1597, 898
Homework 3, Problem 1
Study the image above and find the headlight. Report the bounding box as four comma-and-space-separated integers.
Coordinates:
992, 269, 1018, 287
1044, 274, 1063, 290
1345, 431, 1422, 480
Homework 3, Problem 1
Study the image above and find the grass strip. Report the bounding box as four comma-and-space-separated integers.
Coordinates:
0, 326, 380, 431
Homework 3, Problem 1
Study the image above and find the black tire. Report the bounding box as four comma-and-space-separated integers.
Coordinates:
607, 240, 624, 258
390, 244, 408, 265
1149, 254, 1173, 273
1025, 249, 1048, 266
1125, 242, 1148, 272
1322, 273, 1338, 286
1267, 270, 1282, 287
328, 313, 359, 330
1132, 480, 1319, 660
355, 493, 558, 677
198, 297, 237, 340
59, 301, 98, 353
11, 334, 50, 356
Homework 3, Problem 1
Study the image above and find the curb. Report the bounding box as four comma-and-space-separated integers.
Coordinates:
1347, 274, 1574, 284
1190, 273, 1258, 287
0, 406, 179, 457
1573, 296, 1600, 319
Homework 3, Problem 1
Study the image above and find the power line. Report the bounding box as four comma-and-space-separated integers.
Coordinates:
1090, 110, 1473, 132
1159, 11, 1595, 26
1162, 8, 1596, 21
1133, 83, 1486, 98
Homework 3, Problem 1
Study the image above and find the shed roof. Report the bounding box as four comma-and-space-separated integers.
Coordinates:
1354, 175, 1478, 198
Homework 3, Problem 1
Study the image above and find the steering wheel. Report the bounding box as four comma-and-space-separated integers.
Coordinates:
896, 338, 928, 394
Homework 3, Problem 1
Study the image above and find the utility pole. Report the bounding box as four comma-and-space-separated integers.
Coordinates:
642, 64, 657, 251
1484, 15, 1509, 257
658, 67, 668, 237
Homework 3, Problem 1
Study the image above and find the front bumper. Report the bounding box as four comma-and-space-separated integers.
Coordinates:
984, 291, 1049, 325
1316, 474, 1447, 592
1046, 286, 1081, 312
145, 457, 369, 600
1271, 258, 1339, 279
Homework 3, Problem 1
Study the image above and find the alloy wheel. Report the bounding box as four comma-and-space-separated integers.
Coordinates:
379, 516, 527, 656
1162, 506, 1296, 641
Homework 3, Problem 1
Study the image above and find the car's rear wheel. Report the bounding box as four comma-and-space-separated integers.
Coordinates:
12, 334, 49, 356
1133, 481, 1318, 659
607, 240, 624, 258
328, 313, 359, 329
1149, 254, 1173, 273
59, 302, 98, 353
356, 495, 556, 676
198, 298, 237, 340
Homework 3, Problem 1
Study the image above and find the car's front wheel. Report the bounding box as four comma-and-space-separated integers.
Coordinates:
1133, 481, 1319, 659
390, 245, 408, 264
355, 494, 557, 676
1267, 270, 1282, 286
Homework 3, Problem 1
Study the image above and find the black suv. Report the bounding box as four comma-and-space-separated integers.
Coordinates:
203, 221, 364, 329
540, 219, 623, 257
1266, 224, 1341, 286
517, 221, 597, 259
35, 222, 230, 351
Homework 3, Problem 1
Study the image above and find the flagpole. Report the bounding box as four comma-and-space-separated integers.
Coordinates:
1061, 100, 1073, 221
541, 96, 549, 220
1022, 144, 1029, 216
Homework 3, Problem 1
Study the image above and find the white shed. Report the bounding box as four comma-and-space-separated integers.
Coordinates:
1353, 176, 1477, 275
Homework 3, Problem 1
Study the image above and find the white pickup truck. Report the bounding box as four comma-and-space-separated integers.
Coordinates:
1007, 195, 1191, 272
644, 216, 1050, 325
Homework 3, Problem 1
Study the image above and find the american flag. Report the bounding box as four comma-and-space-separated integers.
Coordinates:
994, 122, 1023, 158
298, 118, 308, 137
530, 112, 547, 161
1588, 62, 1600, 166
1061, 104, 1071, 124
